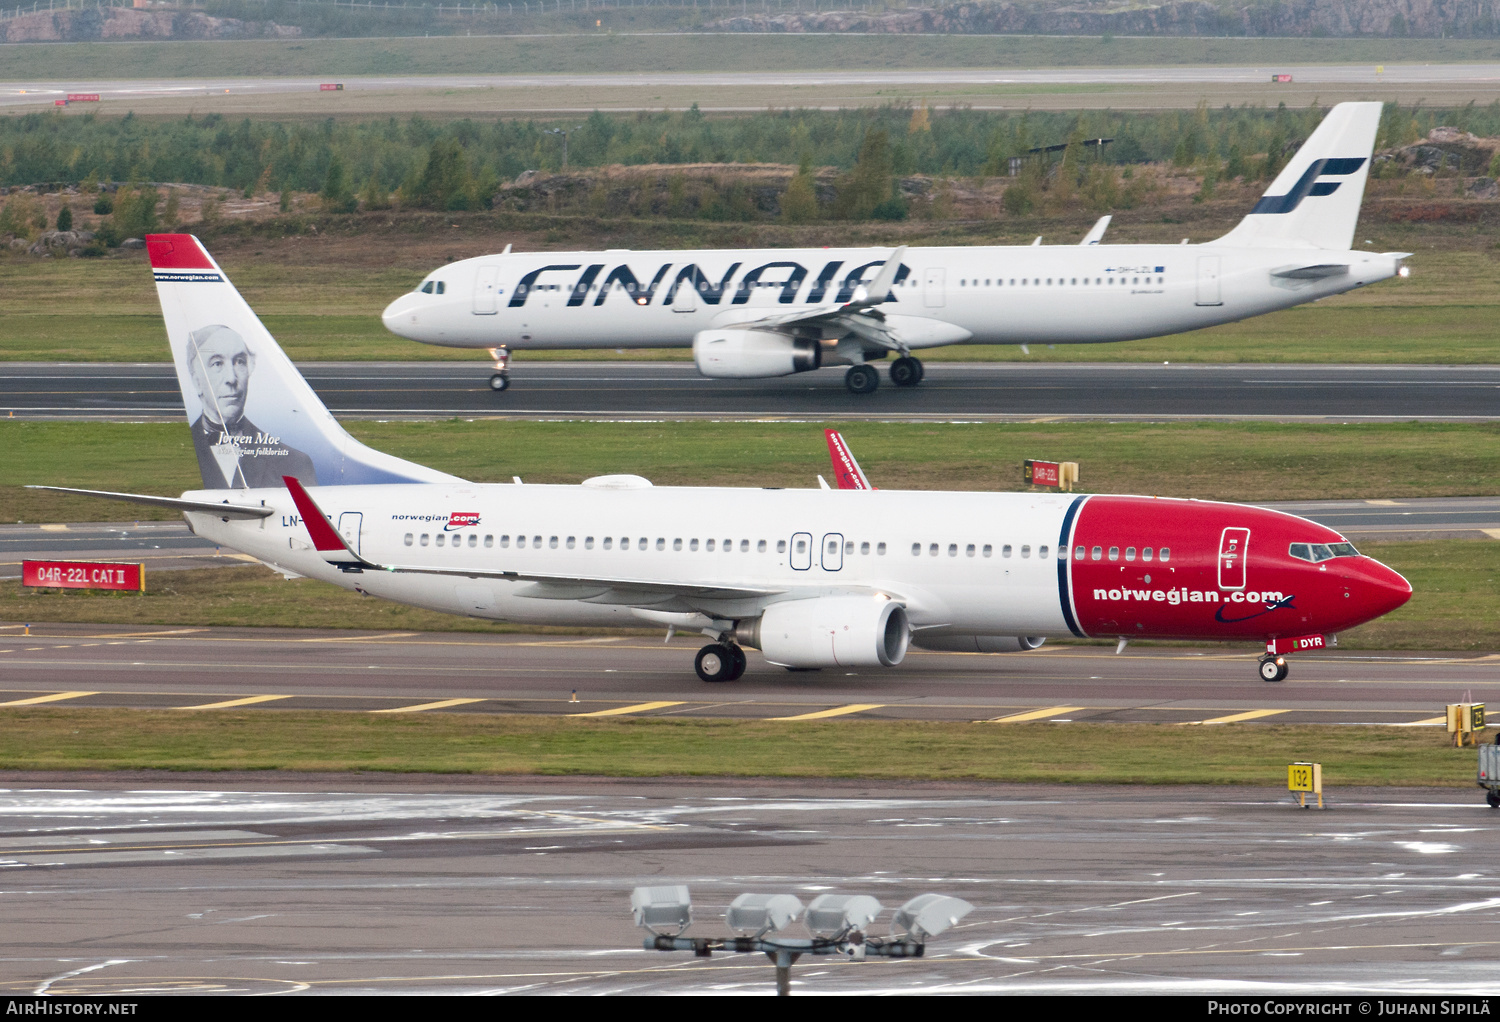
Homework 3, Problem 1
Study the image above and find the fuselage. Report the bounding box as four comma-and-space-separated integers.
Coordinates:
380, 243, 1405, 352
187, 481, 1410, 644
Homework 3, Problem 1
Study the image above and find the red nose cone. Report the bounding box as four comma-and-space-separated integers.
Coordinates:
1342, 556, 1412, 629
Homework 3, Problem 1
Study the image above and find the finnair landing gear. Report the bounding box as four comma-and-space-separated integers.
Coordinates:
890, 356, 924, 387
488, 346, 511, 392
696, 643, 747, 682
1258, 655, 1289, 682
845, 364, 880, 395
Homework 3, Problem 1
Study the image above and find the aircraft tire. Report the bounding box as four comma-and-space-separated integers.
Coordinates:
890, 357, 921, 387
1259, 656, 1287, 682
489, 373, 510, 392
845, 364, 880, 395
913, 357, 925, 382
695, 644, 735, 683
725, 645, 747, 681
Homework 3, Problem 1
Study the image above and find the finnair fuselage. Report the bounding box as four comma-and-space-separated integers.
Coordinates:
381, 243, 1404, 352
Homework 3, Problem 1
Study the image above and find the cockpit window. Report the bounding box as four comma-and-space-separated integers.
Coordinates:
419, 281, 434, 294
436, 281, 446, 294
1289, 541, 1359, 563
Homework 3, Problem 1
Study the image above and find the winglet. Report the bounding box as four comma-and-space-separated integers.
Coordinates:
282, 475, 363, 565
824, 429, 874, 490
1080, 215, 1111, 246
845, 246, 907, 308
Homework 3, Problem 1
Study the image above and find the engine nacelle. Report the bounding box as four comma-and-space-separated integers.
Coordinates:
911, 635, 1047, 653
743, 596, 910, 669
693, 328, 821, 379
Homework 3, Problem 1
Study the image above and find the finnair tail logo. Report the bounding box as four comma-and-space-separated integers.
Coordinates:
1251, 157, 1368, 215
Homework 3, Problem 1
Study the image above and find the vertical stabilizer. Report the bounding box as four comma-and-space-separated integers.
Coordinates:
1214, 102, 1382, 250
148, 234, 462, 489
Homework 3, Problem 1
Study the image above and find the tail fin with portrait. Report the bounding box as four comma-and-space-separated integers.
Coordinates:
147, 234, 459, 489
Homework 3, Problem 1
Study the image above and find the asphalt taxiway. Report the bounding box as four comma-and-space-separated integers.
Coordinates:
5, 361, 1499, 420
1, 777, 1497, 995
0, 622, 1493, 724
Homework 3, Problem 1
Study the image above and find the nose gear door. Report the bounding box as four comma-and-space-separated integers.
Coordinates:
1218, 527, 1249, 590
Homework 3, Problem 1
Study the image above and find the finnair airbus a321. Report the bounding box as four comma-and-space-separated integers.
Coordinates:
383, 101, 1409, 395
33, 232, 1411, 683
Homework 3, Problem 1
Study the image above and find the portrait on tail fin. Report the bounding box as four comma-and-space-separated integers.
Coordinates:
184, 324, 316, 489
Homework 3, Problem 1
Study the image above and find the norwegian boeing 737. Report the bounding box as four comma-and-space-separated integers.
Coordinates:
383, 102, 1409, 394
32, 233, 1411, 683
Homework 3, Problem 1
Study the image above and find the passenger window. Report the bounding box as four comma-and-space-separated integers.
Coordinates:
1142, 547, 1153, 562
468, 534, 477, 548
707, 539, 716, 552
1002, 544, 1012, 558
638, 537, 647, 550
534, 535, 542, 547
982, 544, 992, 557
722, 538, 731, 551
517, 536, 526, 549
1058, 545, 1068, 560
566, 537, 575, 549
911, 543, 921, 556
549, 536, 559, 549
404, 533, 413, 546
877, 542, 887, 555
844, 541, 854, 554
794, 539, 805, 554
656, 538, 666, 551
500, 535, 510, 548
1091, 546, 1102, 560
1125, 547, 1136, 562
860, 541, 870, 555
1021, 545, 1031, 558
966, 544, 975, 557
602, 537, 612, 550
778, 539, 787, 553
1159, 547, 1171, 562
1039, 545, 1049, 559
929, 543, 939, 557
484, 535, 493, 548
585, 537, 594, 549
1108, 546, 1119, 561
435, 534, 445, 547
673, 538, 682, 551
690, 539, 699, 551
758, 540, 767, 553
420, 534, 429, 546
1076, 546, 1085, 560
742, 540, 751, 553
948, 544, 958, 557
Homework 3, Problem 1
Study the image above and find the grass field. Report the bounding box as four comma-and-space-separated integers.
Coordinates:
9, 419, 1500, 524
3, 538, 1488, 648
0, 709, 1473, 785
4, 35, 1500, 81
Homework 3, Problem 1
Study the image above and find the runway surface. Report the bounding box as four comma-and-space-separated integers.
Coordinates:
0, 622, 1493, 723
6, 361, 1499, 420
2, 62, 1497, 106
1, 777, 1498, 995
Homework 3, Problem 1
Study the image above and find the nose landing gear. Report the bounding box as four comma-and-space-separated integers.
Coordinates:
488, 346, 510, 392
1258, 655, 1289, 682
695, 643, 747, 682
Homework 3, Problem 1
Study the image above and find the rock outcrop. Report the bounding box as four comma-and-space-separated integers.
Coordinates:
0, 7, 300, 43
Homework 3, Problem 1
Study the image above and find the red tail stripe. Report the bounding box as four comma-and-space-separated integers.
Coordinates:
824, 429, 870, 490
145, 233, 214, 270
281, 476, 352, 553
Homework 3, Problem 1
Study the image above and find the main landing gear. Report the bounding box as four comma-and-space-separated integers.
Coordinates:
841, 356, 925, 395
1258, 655, 1290, 682
488, 346, 511, 392
695, 643, 748, 683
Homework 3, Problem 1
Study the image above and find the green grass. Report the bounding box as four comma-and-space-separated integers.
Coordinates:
8, 419, 1500, 525
3, 35, 1500, 80
0, 709, 1473, 785
2, 540, 1490, 648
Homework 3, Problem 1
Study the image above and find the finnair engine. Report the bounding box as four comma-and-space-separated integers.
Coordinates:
740, 596, 910, 668
693, 329, 822, 379
911, 635, 1046, 653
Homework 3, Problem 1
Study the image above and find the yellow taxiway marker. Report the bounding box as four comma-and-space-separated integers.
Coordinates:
0, 691, 97, 707
771, 703, 885, 721
1181, 708, 1289, 725
571, 700, 684, 718
176, 694, 292, 710
981, 705, 1087, 723
372, 697, 486, 714
1398, 715, 1449, 726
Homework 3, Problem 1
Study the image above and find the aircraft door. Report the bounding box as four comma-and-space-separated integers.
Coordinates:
924, 267, 946, 308
338, 512, 363, 555
672, 278, 697, 313
473, 265, 499, 314
1218, 527, 1250, 590
821, 533, 844, 571
790, 532, 812, 571
1195, 256, 1222, 307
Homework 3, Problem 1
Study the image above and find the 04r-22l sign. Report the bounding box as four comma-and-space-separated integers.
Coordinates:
23, 560, 144, 592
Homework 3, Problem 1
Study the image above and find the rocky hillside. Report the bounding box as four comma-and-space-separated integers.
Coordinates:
706, 0, 1500, 38
0, 6, 299, 42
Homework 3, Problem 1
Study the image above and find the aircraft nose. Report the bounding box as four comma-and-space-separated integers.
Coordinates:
1344, 556, 1413, 624
381, 294, 420, 338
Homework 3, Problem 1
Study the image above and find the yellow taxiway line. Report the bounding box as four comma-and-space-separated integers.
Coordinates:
176, 694, 292, 710
0, 691, 97, 706
1181, 708, 1289, 725
570, 700, 684, 717
372, 698, 486, 714
770, 703, 885, 721
980, 705, 1087, 723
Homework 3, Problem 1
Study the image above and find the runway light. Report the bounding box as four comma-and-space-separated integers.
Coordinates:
630, 885, 692, 936
805, 894, 882, 938
726, 893, 803, 936
893, 893, 973, 941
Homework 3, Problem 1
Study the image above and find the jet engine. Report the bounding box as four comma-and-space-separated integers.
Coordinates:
738, 596, 910, 669
911, 635, 1047, 653
693, 329, 822, 379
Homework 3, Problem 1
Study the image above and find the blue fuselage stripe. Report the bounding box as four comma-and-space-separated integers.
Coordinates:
1057, 495, 1088, 638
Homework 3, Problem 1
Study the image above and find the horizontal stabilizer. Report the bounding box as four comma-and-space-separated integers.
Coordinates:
25, 485, 275, 519
1271, 263, 1350, 280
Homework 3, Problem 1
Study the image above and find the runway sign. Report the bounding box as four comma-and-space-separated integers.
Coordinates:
66, 94, 100, 102
1024, 459, 1060, 487
320, 83, 345, 91
23, 560, 143, 592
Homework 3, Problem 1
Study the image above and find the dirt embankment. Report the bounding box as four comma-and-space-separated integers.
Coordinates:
0, 6, 300, 43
